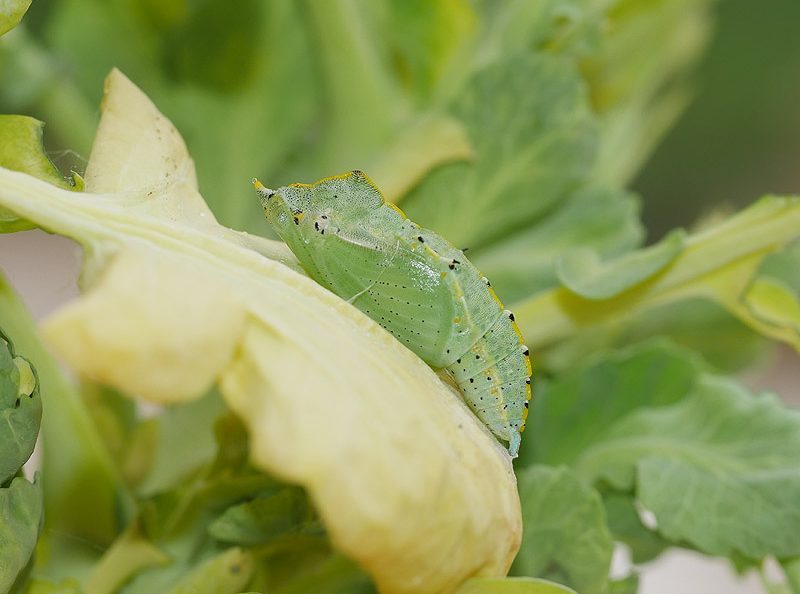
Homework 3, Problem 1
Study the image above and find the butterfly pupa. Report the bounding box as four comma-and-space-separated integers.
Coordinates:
254, 171, 532, 457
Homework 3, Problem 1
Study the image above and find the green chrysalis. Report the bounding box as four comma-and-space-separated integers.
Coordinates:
254, 171, 531, 457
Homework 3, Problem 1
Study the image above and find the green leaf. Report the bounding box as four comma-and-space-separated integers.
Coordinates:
608, 574, 639, 594
556, 228, 686, 299
0, 475, 43, 593
386, 0, 476, 102
37, 0, 319, 230
525, 342, 800, 560
402, 52, 596, 249
0, 0, 31, 36
0, 115, 72, 232
23, 578, 83, 594
515, 196, 800, 353
618, 299, 768, 374
0, 329, 40, 484
783, 557, 800, 594
83, 524, 169, 594
603, 493, 667, 564
744, 277, 800, 333
512, 465, 612, 594
0, 272, 133, 546
760, 241, 800, 292
163, 548, 254, 594
209, 487, 322, 547
523, 341, 701, 466
474, 0, 602, 65
630, 378, 800, 559
472, 186, 644, 303
138, 389, 227, 496
456, 577, 578, 594
0, 115, 70, 188
161, 0, 261, 92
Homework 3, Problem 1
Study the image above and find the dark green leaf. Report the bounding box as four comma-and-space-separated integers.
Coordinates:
209, 487, 322, 547
513, 465, 613, 594
603, 493, 667, 564
0, 329, 40, 484
138, 389, 227, 496
0, 475, 43, 593
162, 0, 261, 92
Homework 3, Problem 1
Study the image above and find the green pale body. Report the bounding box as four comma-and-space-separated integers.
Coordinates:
257, 171, 531, 456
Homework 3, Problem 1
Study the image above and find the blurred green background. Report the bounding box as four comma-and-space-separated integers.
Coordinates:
4, 0, 799, 241
634, 0, 800, 237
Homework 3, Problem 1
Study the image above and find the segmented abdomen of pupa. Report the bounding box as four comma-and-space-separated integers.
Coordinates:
446, 306, 531, 457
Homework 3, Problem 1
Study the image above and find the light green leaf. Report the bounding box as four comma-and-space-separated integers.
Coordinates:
401, 53, 596, 249
472, 186, 643, 303
0, 115, 72, 232
84, 524, 169, 594
0, 69, 522, 594
456, 577, 578, 594
164, 548, 253, 594
0, 0, 30, 36
0, 115, 69, 188
556, 228, 686, 300
744, 277, 800, 333
24, 578, 84, 594
0, 329, 40, 484
783, 557, 800, 594
0, 475, 43, 593
471, 0, 603, 87
512, 466, 613, 594
515, 195, 800, 353
367, 112, 474, 203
